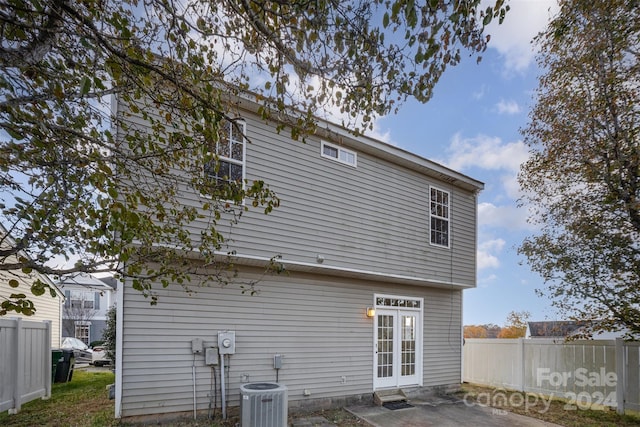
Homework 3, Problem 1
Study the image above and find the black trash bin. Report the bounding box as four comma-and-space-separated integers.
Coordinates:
51, 349, 63, 383
55, 349, 75, 383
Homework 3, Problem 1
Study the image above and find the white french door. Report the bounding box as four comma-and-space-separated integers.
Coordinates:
373, 295, 423, 389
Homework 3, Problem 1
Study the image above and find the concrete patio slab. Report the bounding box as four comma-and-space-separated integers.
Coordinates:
346, 398, 563, 427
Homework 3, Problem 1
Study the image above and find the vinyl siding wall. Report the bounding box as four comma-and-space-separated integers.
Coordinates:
232, 117, 478, 285
27, 297, 61, 349
119, 267, 462, 418
0, 273, 62, 348
116, 98, 480, 288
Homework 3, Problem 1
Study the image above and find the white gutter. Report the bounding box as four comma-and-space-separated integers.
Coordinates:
216, 251, 474, 290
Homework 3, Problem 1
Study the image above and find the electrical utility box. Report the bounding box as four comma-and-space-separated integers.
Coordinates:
273, 354, 283, 369
218, 331, 236, 355
191, 338, 203, 354
205, 347, 218, 365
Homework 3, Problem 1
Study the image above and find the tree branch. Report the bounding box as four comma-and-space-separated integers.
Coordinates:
0, 0, 66, 66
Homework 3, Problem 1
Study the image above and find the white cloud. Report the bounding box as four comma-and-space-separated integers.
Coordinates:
476, 274, 498, 288
478, 251, 500, 269
477, 238, 506, 270
495, 99, 522, 115
500, 173, 521, 200
368, 120, 394, 145
442, 133, 529, 172
438, 134, 534, 226
478, 202, 533, 231
480, 238, 506, 253
485, 0, 560, 71
473, 84, 488, 100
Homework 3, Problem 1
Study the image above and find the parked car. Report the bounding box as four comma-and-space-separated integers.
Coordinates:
61, 337, 93, 364
91, 345, 112, 367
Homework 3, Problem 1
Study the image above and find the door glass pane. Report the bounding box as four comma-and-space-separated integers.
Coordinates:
377, 315, 393, 378
401, 315, 416, 376
75, 324, 90, 345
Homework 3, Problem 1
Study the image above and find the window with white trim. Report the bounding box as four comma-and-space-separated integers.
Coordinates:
321, 141, 357, 167
75, 324, 90, 345
204, 120, 246, 190
430, 187, 450, 247
69, 290, 95, 309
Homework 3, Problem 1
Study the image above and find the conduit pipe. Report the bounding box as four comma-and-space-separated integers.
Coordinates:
192, 364, 197, 420
220, 354, 227, 420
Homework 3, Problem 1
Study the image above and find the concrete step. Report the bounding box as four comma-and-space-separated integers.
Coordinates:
373, 389, 407, 406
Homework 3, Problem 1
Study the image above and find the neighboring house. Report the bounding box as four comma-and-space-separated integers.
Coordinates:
527, 320, 630, 340
526, 321, 586, 339
114, 94, 484, 420
0, 227, 63, 348
57, 273, 116, 345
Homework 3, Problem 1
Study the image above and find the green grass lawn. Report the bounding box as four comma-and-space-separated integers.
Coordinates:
4, 371, 640, 427
0, 370, 117, 427
0, 370, 366, 427
459, 383, 640, 427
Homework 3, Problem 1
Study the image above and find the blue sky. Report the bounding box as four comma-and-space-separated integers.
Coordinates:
371, 0, 560, 326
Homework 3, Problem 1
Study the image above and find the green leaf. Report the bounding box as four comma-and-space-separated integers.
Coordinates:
391, 1, 401, 17
31, 282, 45, 296
80, 76, 91, 95
128, 211, 140, 224
9, 279, 19, 288
7, 128, 24, 140
99, 163, 113, 175
108, 186, 118, 198
106, 59, 122, 80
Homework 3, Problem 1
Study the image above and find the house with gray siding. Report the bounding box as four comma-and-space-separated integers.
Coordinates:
57, 273, 116, 345
114, 94, 483, 420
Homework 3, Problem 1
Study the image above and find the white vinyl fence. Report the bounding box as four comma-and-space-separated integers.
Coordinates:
0, 318, 52, 414
463, 339, 640, 414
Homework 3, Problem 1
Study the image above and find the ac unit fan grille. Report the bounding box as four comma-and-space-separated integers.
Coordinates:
240, 382, 287, 427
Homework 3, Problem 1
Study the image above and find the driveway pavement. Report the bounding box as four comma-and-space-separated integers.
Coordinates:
345, 396, 562, 427
75, 363, 113, 373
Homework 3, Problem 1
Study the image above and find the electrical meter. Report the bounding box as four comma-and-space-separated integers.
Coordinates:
217, 331, 236, 355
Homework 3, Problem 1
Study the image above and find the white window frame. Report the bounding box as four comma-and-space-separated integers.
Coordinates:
204, 120, 247, 191
75, 323, 91, 345
429, 186, 450, 248
70, 290, 94, 310
321, 141, 357, 167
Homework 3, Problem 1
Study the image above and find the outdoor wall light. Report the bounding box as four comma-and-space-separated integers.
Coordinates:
366, 307, 376, 318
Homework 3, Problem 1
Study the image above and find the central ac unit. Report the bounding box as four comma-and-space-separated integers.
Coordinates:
240, 382, 288, 427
